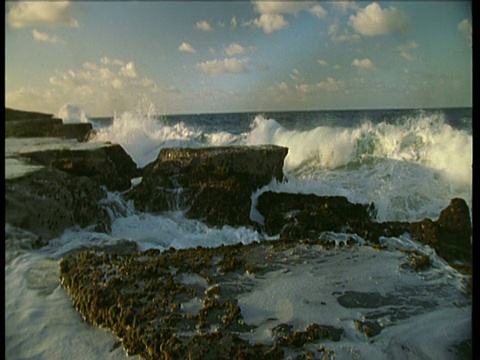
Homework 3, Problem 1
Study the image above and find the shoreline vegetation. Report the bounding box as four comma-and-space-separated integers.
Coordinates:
5, 108, 472, 359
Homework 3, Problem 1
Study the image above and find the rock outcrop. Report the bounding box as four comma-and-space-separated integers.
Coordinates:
5, 108, 93, 141
257, 191, 377, 238
22, 144, 139, 191
256, 191, 471, 269
410, 198, 472, 264
5, 167, 111, 241
127, 146, 288, 227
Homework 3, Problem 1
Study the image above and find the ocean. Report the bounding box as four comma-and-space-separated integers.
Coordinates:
5, 106, 472, 359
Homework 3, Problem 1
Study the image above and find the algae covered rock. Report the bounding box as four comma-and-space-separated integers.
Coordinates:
127, 145, 288, 227
22, 144, 139, 191
5, 167, 111, 241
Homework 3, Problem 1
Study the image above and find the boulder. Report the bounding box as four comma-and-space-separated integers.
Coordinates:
127, 146, 288, 227
5, 167, 111, 241
21, 144, 139, 191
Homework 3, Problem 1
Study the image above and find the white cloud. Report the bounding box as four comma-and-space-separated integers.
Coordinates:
295, 77, 345, 94
224, 43, 256, 56
225, 43, 246, 56
290, 68, 302, 81
101, 57, 124, 66
458, 19, 472, 47
32, 30, 65, 44
119, 62, 138, 78
7, 1, 79, 28
252, 13, 289, 34
349, 2, 409, 36
332, 32, 360, 42
397, 41, 419, 62
6, 57, 182, 116
317, 59, 329, 67
253, 1, 311, 15
178, 42, 196, 53
278, 82, 289, 92
309, 4, 327, 19
332, 1, 360, 12
195, 58, 251, 76
328, 19, 360, 42
317, 77, 345, 92
196, 20, 212, 32
351, 58, 376, 70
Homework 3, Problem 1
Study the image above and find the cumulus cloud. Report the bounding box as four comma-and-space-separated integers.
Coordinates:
196, 20, 212, 32
101, 57, 124, 66
349, 2, 409, 36
289, 68, 302, 81
317, 59, 329, 67
32, 30, 65, 44
397, 40, 419, 62
224, 43, 256, 56
195, 58, 251, 75
295, 77, 345, 93
7, 1, 79, 28
458, 19, 472, 47
247, 1, 320, 34
178, 42, 196, 53
252, 1, 311, 15
119, 62, 138, 78
332, 1, 360, 12
317, 77, 345, 92
351, 58, 376, 70
251, 13, 289, 34
309, 4, 327, 19
328, 19, 360, 42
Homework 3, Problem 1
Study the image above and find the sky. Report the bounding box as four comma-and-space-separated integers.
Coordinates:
5, 1, 472, 117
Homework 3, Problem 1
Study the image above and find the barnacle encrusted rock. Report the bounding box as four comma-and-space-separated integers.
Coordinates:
59, 238, 349, 359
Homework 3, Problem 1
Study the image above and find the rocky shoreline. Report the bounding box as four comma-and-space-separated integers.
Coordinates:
5, 108, 472, 359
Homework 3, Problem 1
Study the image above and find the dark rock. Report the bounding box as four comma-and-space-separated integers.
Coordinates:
5, 167, 111, 241
127, 146, 288, 227
5, 108, 55, 121
5, 108, 93, 141
410, 198, 471, 265
257, 191, 471, 268
21, 144, 139, 191
256, 191, 376, 238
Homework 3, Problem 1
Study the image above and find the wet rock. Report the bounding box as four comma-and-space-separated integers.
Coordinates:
5, 108, 93, 141
5, 167, 111, 241
59, 236, 354, 359
410, 198, 471, 266
353, 319, 383, 338
127, 146, 288, 227
256, 191, 376, 238
22, 144, 139, 191
257, 191, 471, 270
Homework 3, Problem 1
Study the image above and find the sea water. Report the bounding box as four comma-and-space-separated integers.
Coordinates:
5, 105, 472, 359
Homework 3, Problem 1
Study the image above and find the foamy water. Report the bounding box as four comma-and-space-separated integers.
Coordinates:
5, 104, 472, 359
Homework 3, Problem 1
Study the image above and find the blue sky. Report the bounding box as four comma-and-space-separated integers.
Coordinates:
5, 1, 472, 116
